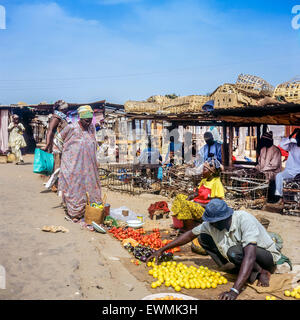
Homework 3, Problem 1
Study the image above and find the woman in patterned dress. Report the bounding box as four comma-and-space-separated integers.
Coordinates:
58, 105, 102, 221
171, 159, 225, 231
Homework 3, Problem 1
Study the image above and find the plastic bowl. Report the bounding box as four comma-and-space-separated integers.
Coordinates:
92, 221, 106, 234
127, 220, 143, 225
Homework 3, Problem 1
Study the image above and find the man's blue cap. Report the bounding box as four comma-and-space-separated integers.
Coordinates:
202, 199, 234, 223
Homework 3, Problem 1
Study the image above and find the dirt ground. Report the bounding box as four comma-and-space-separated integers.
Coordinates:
0, 155, 299, 300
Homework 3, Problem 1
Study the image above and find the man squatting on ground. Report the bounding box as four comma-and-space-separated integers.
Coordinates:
147, 199, 281, 300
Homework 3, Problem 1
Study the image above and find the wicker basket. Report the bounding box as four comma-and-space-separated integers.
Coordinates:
84, 192, 105, 225
124, 95, 209, 114
273, 78, 300, 103
0, 155, 7, 164
235, 73, 274, 97
124, 100, 161, 114
210, 83, 260, 109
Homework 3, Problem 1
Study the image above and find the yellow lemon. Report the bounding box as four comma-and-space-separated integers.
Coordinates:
153, 273, 158, 279
184, 282, 190, 289
175, 286, 181, 292
190, 282, 196, 289
284, 290, 291, 297
200, 283, 206, 290
222, 278, 228, 284
296, 294, 300, 299
151, 282, 157, 289
148, 270, 153, 275
211, 282, 217, 289
165, 281, 171, 287
290, 291, 296, 297
147, 262, 152, 267
265, 296, 271, 300
218, 279, 223, 285
270, 296, 276, 300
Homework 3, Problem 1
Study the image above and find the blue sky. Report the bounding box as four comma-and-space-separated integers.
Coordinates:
0, 0, 299, 105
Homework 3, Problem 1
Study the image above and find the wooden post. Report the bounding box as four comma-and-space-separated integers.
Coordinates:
131, 119, 137, 163
249, 126, 252, 158
115, 117, 120, 163
222, 125, 228, 167
256, 125, 261, 164
228, 125, 233, 168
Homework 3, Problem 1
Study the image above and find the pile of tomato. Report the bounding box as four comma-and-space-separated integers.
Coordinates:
108, 227, 180, 253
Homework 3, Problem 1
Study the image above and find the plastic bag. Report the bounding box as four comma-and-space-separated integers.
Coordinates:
109, 206, 137, 222
157, 167, 163, 180
33, 148, 54, 176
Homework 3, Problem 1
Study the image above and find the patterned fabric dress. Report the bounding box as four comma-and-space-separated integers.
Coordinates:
171, 177, 225, 220
58, 122, 102, 219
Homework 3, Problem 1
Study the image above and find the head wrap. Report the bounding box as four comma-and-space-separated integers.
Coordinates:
203, 158, 223, 176
54, 100, 68, 111
77, 105, 94, 119
261, 131, 273, 141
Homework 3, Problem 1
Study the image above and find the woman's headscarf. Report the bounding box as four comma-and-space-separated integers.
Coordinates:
77, 105, 94, 119
54, 100, 68, 111
203, 158, 223, 177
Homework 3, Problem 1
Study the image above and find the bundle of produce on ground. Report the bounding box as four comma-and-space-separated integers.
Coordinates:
147, 260, 228, 292
124, 243, 173, 263
108, 227, 180, 253
284, 286, 300, 299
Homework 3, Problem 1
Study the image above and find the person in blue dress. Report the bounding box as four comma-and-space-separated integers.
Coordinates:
195, 132, 222, 167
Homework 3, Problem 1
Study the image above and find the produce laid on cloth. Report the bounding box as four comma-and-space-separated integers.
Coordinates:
108, 227, 180, 253
147, 260, 228, 292
42, 226, 69, 233
284, 286, 300, 299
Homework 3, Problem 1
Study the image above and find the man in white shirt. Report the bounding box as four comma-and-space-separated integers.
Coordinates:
272, 128, 300, 206
147, 199, 281, 300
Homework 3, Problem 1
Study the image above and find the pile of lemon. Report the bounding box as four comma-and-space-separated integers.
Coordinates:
147, 260, 228, 292
284, 286, 300, 299
265, 296, 277, 300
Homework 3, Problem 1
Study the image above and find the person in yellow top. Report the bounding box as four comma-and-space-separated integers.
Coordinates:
172, 159, 225, 231
8, 115, 27, 165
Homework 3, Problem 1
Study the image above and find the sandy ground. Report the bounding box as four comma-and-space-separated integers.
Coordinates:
0, 154, 299, 300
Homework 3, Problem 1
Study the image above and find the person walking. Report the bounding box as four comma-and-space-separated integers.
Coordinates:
8, 115, 27, 165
